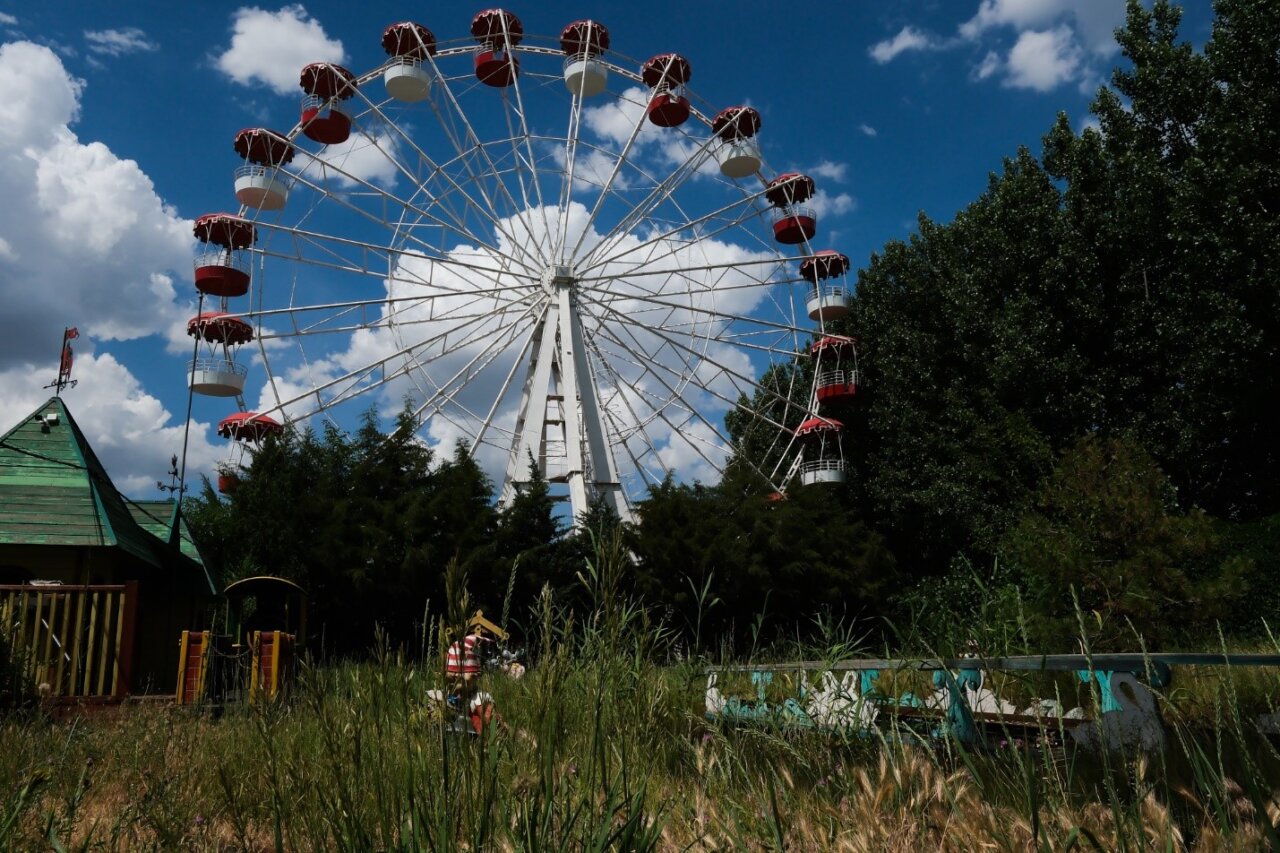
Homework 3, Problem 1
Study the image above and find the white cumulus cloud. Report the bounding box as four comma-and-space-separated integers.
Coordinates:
975, 50, 1002, 80
0, 353, 224, 496
84, 27, 157, 57
810, 160, 849, 183
1005, 26, 1083, 91
869, 26, 935, 64
0, 41, 227, 489
0, 41, 192, 364
960, 0, 1123, 56
216, 5, 345, 96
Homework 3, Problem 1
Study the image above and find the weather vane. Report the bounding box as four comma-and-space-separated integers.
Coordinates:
44, 327, 79, 395
158, 454, 185, 496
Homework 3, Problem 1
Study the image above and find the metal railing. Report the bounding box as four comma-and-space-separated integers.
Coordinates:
807, 285, 848, 302
816, 369, 858, 388
188, 358, 248, 377
800, 458, 846, 474
233, 163, 291, 183
563, 52, 605, 71
650, 80, 687, 100
193, 250, 251, 275
773, 204, 816, 223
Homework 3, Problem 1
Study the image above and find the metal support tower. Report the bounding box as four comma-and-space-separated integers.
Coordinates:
500, 266, 631, 523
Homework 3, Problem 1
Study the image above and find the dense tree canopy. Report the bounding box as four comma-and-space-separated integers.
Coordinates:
819, 0, 1280, 572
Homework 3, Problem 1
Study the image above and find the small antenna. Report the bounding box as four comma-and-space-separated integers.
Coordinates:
158, 454, 185, 496
44, 327, 79, 395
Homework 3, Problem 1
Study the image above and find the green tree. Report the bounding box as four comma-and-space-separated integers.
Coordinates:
999, 436, 1249, 648
185, 403, 498, 655
629, 475, 896, 646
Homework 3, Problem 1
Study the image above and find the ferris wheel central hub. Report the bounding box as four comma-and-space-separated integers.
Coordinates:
540, 264, 577, 294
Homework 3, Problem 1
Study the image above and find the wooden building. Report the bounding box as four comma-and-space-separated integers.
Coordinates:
0, 397, 216, 699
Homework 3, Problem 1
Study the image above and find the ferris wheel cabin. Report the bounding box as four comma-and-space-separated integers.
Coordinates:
233, 128, 294, 211
382, 22, 437, 102
299, 62, 356, 145
217, 412, 283, 444
800, 250, 850, 322
193, 213, 256, 298
811, 336, 859, 404
187, 312, 253, 397
795, 416, 846, 485
712, 106, 762, 178
472, 9, 522, 87
642, 53, 692, 127
767, 172, 817, 245
561, 20, 610, 97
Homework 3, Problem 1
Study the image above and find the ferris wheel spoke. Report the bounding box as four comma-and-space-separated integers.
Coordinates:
403, 299, 544, 432
573, 122, 722, 270
564, 86, 654, 263
554, 82, 587, 261
503, 57, 557, 262
580, 190, 771, 278
256, 222, 537, 293
288, 129, 500, 263
260, 297, 536, 419
422, 54, 550, 267
585, 326, 757, 484
591, 327, 792, 491
577, 254, 810, 283
582, 295, 811, 427
256, 288, 536, 341
236, 283, 538, 325
584, 287, 814, 338
340, 92, 479, 237
346, 92, 546, 274
282, 141, 538, 276
582, 334, 675, 486
470, 314, 541, 453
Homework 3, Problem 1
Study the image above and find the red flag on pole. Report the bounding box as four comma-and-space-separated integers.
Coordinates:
48, 326, 79, 395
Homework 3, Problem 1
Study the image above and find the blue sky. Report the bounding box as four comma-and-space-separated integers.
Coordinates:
0, 1, 1216, 497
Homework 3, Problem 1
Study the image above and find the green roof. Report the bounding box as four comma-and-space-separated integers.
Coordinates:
128, 499, 217, 594
0, 397, 216, 594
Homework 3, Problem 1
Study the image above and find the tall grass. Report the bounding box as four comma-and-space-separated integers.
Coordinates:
3, 533, 1280, 849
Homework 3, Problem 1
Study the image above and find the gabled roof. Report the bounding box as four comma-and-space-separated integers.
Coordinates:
0, 398, 216, 594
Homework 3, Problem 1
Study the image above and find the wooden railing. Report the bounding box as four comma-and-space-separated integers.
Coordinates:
0, 583, 137, 698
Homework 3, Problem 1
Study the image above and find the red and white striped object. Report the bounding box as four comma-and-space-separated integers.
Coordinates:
446, 634, 489, 675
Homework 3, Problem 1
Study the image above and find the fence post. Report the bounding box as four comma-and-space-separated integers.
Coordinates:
115, 582, 139, 697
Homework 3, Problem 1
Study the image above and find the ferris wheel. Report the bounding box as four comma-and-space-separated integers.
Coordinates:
185, 10, 860, 520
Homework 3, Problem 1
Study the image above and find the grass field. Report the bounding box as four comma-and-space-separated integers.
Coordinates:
6, 547, 1280, 850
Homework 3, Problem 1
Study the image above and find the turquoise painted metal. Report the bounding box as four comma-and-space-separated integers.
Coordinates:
705, 654, 1280, 751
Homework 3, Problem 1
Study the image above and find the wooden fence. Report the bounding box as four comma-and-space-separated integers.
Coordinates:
0, 583, 138, 698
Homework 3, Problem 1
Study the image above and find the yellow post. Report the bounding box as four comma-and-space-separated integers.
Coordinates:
82, 592, 100, 696
247, 631, 259, 704
54, 592, 71, 696
110, 591, 126, 696
69, 589, 86, 697
175, 631, 191, 704
40, 593, 58, 687
15, 590, 28, 680
270, 631, 282, 699
195, 631, 209, 702
29, 592, 43, 684
95, 592, 115, 697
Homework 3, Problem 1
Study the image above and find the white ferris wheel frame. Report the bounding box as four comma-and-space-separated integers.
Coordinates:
213, 32, 836, 522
